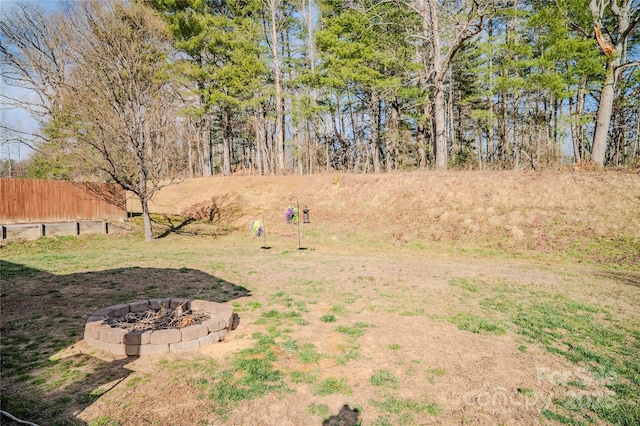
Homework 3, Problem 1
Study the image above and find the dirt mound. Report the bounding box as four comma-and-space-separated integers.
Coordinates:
135, 171, 640, 265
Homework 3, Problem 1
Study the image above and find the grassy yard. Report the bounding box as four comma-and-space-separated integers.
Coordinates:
1, 171, 639, 425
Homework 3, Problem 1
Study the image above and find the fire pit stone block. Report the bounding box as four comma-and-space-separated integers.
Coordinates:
170, 298, 191, 310
149, 298, 171, 310
129, 301, 151, 313
191, 300, 233, 327
170, 339, 201, 353
84, 323, 102, 341
88, 338, 128, 356
181, 324, 209, 341
111, 304, 131, 317
124, 330, 153, 345
101, 327, 128, 344
189, 300, 209, 311
201, 318, 227, 333
149, 329, 182, 345
219, 309, 233, 327
127, 343, 170, 356
199, 331, 221, 345
87, 315, 107, 323
91, 308, 114, 317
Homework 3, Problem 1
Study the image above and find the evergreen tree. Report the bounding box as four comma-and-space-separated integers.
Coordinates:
146, 0, 267, 175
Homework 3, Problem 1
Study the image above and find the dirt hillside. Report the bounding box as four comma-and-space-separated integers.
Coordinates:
136, 170, 640, 267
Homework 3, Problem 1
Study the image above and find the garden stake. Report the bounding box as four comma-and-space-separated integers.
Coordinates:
259, 213, 268, 249
289, 195, 301, 250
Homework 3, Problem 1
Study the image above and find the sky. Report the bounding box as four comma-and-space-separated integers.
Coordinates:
0, 0, 60, 163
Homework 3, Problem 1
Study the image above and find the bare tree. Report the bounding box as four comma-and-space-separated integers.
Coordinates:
0, 2, 73, 150
264, 0, 286, 175
49, 0, 181, 241
398, 0, 495, 170
589, 0, 639, 166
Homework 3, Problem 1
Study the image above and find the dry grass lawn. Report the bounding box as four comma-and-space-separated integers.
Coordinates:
1, 170, 639, 426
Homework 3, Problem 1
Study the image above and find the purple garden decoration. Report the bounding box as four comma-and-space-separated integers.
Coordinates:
284, 206, 298, 225
252, 214, 268, 249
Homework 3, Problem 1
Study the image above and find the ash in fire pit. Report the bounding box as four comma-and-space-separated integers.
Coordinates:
84, 298, 234, 356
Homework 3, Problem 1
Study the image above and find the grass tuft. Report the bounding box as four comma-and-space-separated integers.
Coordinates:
307, 402, 331, 418
370, 394, 442, 424
371, 370, 400, 389
314, 377, 352, 396
451, 312, 506, 335
320, 314, 336, 323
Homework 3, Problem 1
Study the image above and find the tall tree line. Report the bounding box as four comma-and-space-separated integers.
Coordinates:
1, 0, 638, 180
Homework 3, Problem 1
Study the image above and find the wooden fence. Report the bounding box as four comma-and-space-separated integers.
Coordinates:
0, 178, 126, 223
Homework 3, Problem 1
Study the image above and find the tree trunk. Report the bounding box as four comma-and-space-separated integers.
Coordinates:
136, 163, 153, 241
388, 99, 400, 172
432, 88, 447, 170
588, 0, 637, 166
201, 116, 212, 177
498, 93, 507, 164
570, 78, 586, 165
475, 128, 483, 169
254, 111, 263, 175
141, 195, 153, 242
487, 18, 495, 167
427, 0, 447, 170
371, 91, 381, 173
303, 0, 317, 174
294, 124, 303, 175
347, 92, 358, 171
187, 132, 194, 178
591, 59, 618, 166
268, 0, 285, 174
448, 77, 455, 162
417, 123, 427, 169
222, 106, 231, 175
417, 102, 430, 168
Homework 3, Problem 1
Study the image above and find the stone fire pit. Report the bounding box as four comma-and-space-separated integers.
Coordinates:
84, 298, 233, 356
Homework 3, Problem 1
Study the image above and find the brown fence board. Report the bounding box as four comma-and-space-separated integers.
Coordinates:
0, 179, 126, 223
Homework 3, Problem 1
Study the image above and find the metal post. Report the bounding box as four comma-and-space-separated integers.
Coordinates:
289, 195, 301, 250
258, 213, 267, 249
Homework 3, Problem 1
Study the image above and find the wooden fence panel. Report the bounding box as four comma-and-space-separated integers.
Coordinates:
0, 179, 126, 223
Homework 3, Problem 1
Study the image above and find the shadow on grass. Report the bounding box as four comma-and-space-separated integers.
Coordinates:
144, 194, 244, 240
153, 215, 195, 239
597, 270, 640, 287
150, 214, 237, 239
0, 260, 250, 426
